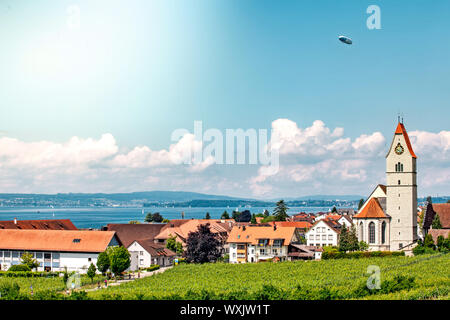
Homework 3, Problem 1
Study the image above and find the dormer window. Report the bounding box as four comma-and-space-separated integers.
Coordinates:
72, 238, 81, 243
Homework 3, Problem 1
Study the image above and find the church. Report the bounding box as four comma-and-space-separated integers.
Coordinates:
353, 120, 418, 253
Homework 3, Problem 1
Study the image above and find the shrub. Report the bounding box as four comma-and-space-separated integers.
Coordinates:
147, 265, 160, 272
0, 282, 21, 300
8, 264, 31, 272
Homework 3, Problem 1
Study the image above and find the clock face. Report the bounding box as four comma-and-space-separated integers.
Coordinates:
395, 143, 404, 155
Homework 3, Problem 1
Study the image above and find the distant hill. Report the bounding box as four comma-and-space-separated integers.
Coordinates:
280, 195, 365, 201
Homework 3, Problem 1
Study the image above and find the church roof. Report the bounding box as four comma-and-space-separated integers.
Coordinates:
353, 198, 389, 219
395, 123, 417, 158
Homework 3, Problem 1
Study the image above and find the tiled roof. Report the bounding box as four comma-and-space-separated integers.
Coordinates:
394, 123, 417, 158
226, 225, 296, 245
0, 229, 116, 253
0, 219, 77, 230
353, 198, 388, 218
432, 203, 450, 229
155, 219, 231, 243
105, 223, 166, 248
268, 221, 312, 229
134, 239, 176, 257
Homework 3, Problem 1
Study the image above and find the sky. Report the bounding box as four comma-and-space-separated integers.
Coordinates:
0, 0, 449, 199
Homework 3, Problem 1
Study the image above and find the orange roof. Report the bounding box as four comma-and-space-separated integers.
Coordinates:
0, 229, 117, 253
268, 221, 312, 229
325, 214, 341, 221
353, 198, 388, 218
226, 226, 296, 245
0, 219, 77, 230
395, 123, 417, 158
155, 219, 230, 243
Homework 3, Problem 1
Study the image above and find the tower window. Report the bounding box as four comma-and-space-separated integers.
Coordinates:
398, 180, 401, 185
395, 162, 404, 172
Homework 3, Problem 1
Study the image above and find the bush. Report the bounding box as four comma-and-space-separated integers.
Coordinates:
322, 250, 405, 260
147, 265, 160, 272
8, 264, 31, 272
0, 282, 21, 300
0, 271, 59, 278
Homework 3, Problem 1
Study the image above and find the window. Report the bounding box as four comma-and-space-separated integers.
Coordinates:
316, 235, 320, 240
237, 244, 246, 250
258, 239, 269, 247
35, 252, 42, 259
272, 249, 278, 255
88, 257, 92, 262
140, 251, 144, 256
260, 249, 266, 255
398, 180, 401, 185
140, 259, 144, 265
72, 239, 81, 243
273, 239, 284, 247
381, 222, 386, 244
399, 243, 403, 249
309, 235, 314, 240
317, 228, 321, 233
359, 222, 364, 240
369, 222, 375, 244
322, 235, 326, 240
328, 235, 333, 240
395, 162, 404, 172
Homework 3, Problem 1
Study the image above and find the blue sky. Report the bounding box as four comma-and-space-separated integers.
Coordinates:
0, 1, 449, 198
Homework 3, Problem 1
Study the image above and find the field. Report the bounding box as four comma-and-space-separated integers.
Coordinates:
87, 253, 450, 300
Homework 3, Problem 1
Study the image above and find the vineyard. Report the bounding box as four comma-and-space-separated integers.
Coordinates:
87, 253, 450, 300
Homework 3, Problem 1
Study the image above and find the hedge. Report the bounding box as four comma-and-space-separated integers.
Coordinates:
322, 251, 405, 260
0, 271, 60, 278
146, 265, 160, 272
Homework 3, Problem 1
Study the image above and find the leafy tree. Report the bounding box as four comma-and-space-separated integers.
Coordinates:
8, 264, 31, 272
358, 241, 369, 251
107, 246, 131, 277
162, 219, 170, 223
347, 225, 360, 252
221, 211, 229, 219
358, 199, 365, 210
151, 212, 164, 223
436, 236, 446, 252
261, 215, 276, 223
251, 214, 257, 224
128, 220, 140, 224
205, 212, 211, 220
432, 214, 442, 229
21, 252, 39, 270
185, 224, 223, 263
166, 235, 184, 255
423, 233, 435, 249
87, 263, 97, 283
331, 206, 338, 213
96, 251, 110, 275
273, 200, 289, 221
232, 211, 241, 221
236, 210, 252, 222
338, 226, 350, 252
144, 212, 153, 223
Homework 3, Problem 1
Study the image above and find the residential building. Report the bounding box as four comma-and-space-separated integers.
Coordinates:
305, 219, 341, 247
288, 244, 323, 260
0, 229, 119, 272
127, 239, 175, 270
227, 225, 299, 263
0, 219, 77, 230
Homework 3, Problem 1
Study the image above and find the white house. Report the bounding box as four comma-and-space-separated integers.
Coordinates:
305, 220, 341, 247
127, 239, 175, 270
0, 229, 120, 273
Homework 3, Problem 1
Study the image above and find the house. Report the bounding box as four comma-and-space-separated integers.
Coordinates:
428, 229, 450, 243
227, 225, 299, 263
0, 229, 119, 273
305, 219, 341, 247
337, 215, 353, 228
268, 221, 312, 240
0, 219, 77, 230
104, 223, 166, 247
127, 240, 175, 270
432, 203, 450, 229
288, 244, 323, 260
154, 219, 233, 255
290, 213, 315, 224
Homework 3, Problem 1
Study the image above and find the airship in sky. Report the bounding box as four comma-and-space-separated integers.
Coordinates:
338, 35, 352, 45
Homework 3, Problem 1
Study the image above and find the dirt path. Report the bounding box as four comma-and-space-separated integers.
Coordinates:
83, 266, 172, 292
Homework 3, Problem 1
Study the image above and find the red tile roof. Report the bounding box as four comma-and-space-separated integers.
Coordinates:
395, 123, 417, 158
105, 223, 166, 247
0, 219, 77, 230
134, 239, 176, 257
353, 198, 388, 218
432, 203, 450, 229
268, 221, 312, 229
0, 229, 117, 253
227, 225, 296, 245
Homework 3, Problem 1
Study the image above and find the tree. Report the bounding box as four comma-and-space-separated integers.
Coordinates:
357, 199, 365, 210
205, 212, 211, 220
232, 211, 241, 221
436, 235, 446, 252
447, 199, 450, 204
347, 225, 360, 252
166, 235, 183, 255
338, 226, 350, 252
107, 246, 131, 277
273, 200, 289, 221
331, 206, 337, 213
144, 212, 153, 223
358, 241, 369, 251
87, 263, 96, 283
151, 212, 164, 223
221, 211, 229, 219
128, 220, 140, 224
251, 214, 257, 224
185, 224, 223, 263
432, 214, 442, 229
96, 251, 110, 275
423, 233, 435, 249
235, 210, 251, 222
426, 196, 433, 204
21, 252, 39, 271
263, 209, 270, 217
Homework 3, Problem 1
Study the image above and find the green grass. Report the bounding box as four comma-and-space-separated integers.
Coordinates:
87, 253, 449, 300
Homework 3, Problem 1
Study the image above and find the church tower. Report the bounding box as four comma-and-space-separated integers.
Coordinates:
386, 120, 418, 251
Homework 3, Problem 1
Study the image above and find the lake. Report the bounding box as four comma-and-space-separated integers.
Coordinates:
0, 206, 340, 229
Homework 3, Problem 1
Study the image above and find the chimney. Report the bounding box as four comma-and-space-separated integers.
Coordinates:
273, 224, 277, 231
14, 218, 17, 225
242, 226, 246, 231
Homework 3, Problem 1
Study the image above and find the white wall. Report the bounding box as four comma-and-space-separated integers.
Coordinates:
306, 221, 339, 247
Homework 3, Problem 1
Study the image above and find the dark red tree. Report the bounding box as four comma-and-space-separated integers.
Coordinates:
185, 223, 223, 263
